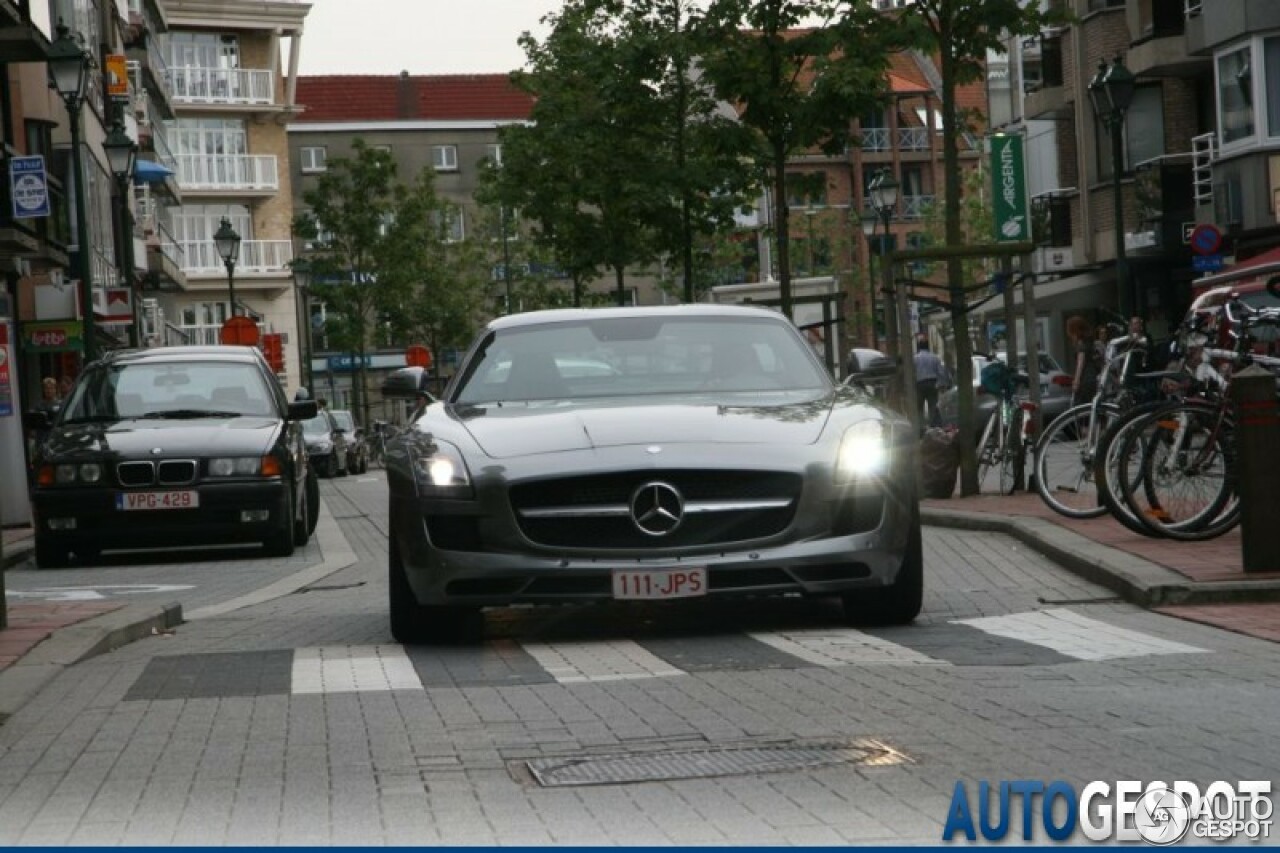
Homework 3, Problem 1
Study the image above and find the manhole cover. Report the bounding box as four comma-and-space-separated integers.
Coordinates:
525, 739, 907, 787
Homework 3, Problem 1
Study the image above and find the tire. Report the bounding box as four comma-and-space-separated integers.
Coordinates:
324, 453, 338, 479
1033, 402, 1119, 519
388, 521, 482, 644
1093, 400, 1175, 537
976, 406, 1000, 492
305, 466, 320, 534
998, 414, 1020, 496
293, 475, 311, 547
263, 485, 297, 557
842, 504, 923, 626
34, 535, 71, 569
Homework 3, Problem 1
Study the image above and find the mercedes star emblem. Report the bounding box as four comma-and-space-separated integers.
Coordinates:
630, 481, 685, 537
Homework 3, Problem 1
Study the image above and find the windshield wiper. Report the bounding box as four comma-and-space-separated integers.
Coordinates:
139, 409, 240, 419
59, 414, 119, 424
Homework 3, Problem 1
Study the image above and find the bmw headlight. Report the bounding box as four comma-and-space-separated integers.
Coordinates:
836, 420, 889, 482
208, 457, 262, 477
55, 464, 78, 484
79, 463, 102, 483
411, 439, 473, 497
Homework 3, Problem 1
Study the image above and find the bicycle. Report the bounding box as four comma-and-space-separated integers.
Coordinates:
367, 421, 399, 469
975, 361, 1038, 495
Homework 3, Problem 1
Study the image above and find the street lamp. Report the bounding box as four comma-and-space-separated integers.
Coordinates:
213, 217, 242, 317
868, 168, 917, 425
47, 21, 95, 361
860, 207, 878, 347
103, 116, 139, 347
290, 256, 315, 393
1089, 56, 1137, 320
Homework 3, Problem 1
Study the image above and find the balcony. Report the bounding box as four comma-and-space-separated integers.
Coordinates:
1126, 0, 1207, 76
860, 127, 932, 153
180, 239, 292, 277
136, 191, 185, 289
1023, 31, 1069, 119
176, 154, 279, 194
165, 66, 274, 107
126, 40, 174, 118
177, 321, 266, 347
902, 194, 935, 220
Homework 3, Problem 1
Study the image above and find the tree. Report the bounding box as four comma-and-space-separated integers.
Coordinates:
898, 0, 1065, 496
698, 0, 907, 320
295, 139, 399, 426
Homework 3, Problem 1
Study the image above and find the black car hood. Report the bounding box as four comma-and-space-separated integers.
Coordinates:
449, 394, 838, 459
45, 417, 280, 459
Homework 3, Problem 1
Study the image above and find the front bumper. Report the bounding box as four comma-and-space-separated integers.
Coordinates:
30, 481, 290, 550
391, 445, 916, 607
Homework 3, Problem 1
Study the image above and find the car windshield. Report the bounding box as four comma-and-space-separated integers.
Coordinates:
302, 414, 332, 436
453, 315, 832, 405
59, 360, 276, 422
330, 411, 356, 432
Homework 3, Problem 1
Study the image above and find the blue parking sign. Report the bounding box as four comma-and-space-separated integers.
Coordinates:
9, 155, 50, 219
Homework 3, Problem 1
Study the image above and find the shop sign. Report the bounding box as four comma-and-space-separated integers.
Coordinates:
23, 320, 84, 352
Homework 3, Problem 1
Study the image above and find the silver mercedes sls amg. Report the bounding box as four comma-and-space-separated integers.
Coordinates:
385, 305, 920, 643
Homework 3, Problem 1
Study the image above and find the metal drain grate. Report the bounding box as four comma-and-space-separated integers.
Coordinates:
525, 739, 907, 787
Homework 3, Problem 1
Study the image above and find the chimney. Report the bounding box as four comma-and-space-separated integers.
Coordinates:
396, 70, 415, 119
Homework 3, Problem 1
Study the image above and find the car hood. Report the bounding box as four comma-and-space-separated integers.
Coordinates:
44, 417, 280, 459
448, 395, 839, 459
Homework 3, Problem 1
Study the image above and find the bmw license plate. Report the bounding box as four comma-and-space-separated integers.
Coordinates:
612, 568, 707, 600
116, 490, 199, 511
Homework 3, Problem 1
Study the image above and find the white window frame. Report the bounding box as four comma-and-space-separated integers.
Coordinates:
300, 146, 327, 173
485, 143, 503, 166
1216, 40, 1260, 156
432, 145, 458, 172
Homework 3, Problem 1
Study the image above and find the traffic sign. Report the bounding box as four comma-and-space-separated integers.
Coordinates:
9, 155, 50, 219
405, 344, 432, 369
1192, 254, 1224, 272
220, 316, 259, 346
1190, 224, 1223, 256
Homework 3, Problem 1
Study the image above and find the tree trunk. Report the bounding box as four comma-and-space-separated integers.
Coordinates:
774, 140, 793, 320
615, 264, 626, 306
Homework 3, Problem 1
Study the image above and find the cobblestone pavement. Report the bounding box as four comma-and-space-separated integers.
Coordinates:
0, 476, 1277, 845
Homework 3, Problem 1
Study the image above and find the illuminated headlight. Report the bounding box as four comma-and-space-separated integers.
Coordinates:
209, 457, 262, 477
412, 440, 473, 497
836, 420, 889, 482
79, 463, 102, 483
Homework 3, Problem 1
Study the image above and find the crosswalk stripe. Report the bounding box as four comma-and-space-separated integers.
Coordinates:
291, 644, 424, 694
748, 628, 949, 667
520, 639, 687, 683
952, 608, 1210, 661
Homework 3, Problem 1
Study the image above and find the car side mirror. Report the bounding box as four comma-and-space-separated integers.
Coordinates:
23, 410, 51, 431
288, 400, 318, 421
845, 348, 898, 384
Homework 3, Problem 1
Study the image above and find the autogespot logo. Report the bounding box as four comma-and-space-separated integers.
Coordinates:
942, 780, 1273, 844
630, 481, 684, 537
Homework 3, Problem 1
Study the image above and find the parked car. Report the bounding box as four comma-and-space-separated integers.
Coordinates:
25, 346, 317, 568
384, 305, 921, 644
329, 409, 368, 474
937, 351, 1073, 435
301, 410, 349, 478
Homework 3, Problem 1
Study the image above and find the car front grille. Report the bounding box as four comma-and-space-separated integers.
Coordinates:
116, 459, 199, 487
509, 470, 801, 550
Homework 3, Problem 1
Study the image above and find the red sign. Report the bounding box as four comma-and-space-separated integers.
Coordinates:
220, 316, 260, 346
405, 344, 432, 369
262, 333, 284, 373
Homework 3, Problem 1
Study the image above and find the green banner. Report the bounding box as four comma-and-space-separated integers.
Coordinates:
990, 133, 1029, 243
22, 320, 83, 352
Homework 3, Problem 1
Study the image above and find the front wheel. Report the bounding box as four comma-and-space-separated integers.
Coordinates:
1033, 403, 1118, 518
842, 505, 922, 626
263, 485, 297, 557
998, 412, 1022, 496
388, 522, 482, 644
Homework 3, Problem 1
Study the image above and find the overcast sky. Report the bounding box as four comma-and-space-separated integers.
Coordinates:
297, 1, 563, 76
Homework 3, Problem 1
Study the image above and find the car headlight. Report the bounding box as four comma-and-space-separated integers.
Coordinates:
55, 464, 77, 484
79, 463, 102, 483
836, 420, 889, 483
208, 457, 263, 478
46, 462, 102, 485
411, 439, 473, 497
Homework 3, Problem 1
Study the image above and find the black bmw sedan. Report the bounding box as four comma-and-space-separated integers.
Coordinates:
25, 346, 318, 567
386, 305, 920, 643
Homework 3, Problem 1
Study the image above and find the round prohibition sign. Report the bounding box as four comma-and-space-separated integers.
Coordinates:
1189, 224, 1222, 256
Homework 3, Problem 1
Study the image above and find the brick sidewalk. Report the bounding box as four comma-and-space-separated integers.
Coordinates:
1155, 603, 1280, 643
0, 602, 124, 670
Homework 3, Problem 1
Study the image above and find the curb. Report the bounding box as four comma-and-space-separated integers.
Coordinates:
922, 507, 1280, 607
2, 537, 33, 571
0, 601, 183, 726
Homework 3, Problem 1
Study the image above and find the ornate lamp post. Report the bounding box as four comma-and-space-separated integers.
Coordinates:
860, 207, 878, 347
103, 118, 138, 346
213, 217, 242, 317
869, 168, 900, 355
47, 22, 95, 360
291, 257, 314, 393
1089, 56, 1137, 320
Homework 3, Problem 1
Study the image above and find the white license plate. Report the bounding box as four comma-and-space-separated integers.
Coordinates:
612, 568, 707, 600
116, 490, 199, 511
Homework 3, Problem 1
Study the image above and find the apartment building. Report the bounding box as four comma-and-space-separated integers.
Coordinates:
989, 0, 1280, 365
156, 0, 309, 392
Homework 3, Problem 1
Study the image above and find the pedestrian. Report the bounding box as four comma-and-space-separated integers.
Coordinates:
57, 374, 75, 400
913, 339, 946, 429
35, 376, 61, 414
1068, 316, 1099, 406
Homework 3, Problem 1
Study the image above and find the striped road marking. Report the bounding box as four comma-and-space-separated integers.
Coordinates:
291, 645, 423, 694
520, 639, 687, 683
749, 628, 948, 667
953, 608, 1210, 661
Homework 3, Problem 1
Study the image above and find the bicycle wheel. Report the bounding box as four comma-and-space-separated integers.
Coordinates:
1033, 402, 1120, 518
1094, 400, 1177, 536
1118, 403, 1238, 541
998, 411, 1021, 496
976, 407, 1001, 492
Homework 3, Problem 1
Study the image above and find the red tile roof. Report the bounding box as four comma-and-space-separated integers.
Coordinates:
295, 74, 535, 123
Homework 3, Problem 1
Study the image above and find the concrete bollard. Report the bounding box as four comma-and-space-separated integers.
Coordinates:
1230, 364, 1280, 573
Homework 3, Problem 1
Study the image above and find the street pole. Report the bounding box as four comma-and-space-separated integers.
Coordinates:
67, 105, 95, 362
117, 175, 138, 347
1111, 118, 1129, 320
225, 260, 237, 317
501, 205, 513, 313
